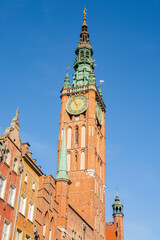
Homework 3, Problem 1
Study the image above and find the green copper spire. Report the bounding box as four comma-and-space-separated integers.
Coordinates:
112, 192, 124, 217
56, 126, 70, 181
63, 66, 71, 88
72, 9, 96, 87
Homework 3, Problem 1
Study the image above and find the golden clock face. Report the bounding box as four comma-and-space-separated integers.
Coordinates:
66, 95, 88, 115
96, 102, 103, 125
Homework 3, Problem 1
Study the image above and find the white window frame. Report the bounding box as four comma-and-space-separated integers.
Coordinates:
25, 234, 31, 240
13, 158, 18, 173
2, 220, 10, 240
24, 174, 28, 183
4, 149, 11, 166
28, 201, 34, 222
32, 182, 35, 191
0, 175, 6, 199
8, 184, 16, 207
19, 194, 27, 216
15, 228, 23, 240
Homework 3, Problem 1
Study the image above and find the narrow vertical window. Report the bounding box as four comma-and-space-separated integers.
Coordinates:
25, 235, 31, 240
19, 194, 27, 216
67, 127, 71, 149
13, 158, 18, 173
80, 152, 85, 170
24, 174, 28, 183
49, 229, 52, 240
92, 126, 94, 136
15, 228, 23, 240
0, 175, 6, 199
81, 126, 85, 148
8, 185, 16, 207
89, 125, 91, 136
32, 182, 35, 191
4, 149, 11, 165
2, 221, 10, 240
75, 127, 78, 145
28, 201, 34, 222
67, 154, 71, 171
43, 224, 46, 237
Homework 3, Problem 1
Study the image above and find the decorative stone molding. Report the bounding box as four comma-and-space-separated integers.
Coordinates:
86, 168, 96, 177
57, 227, 67, 239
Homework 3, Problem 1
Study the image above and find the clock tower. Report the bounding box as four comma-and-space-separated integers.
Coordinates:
57, 10, 106, 239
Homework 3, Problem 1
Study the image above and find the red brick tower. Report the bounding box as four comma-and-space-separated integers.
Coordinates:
112, 194, 124, 240
57, 9, 106, 239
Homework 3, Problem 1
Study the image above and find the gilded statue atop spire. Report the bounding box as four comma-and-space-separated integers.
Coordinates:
83, 8, 87, 19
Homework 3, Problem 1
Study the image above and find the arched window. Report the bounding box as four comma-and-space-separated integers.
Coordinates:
80, 152, 85, 170
80, 51, 84, 58
75, 127, 78, 145
67, 127, 72, 149
81, 126, 85, 148
4, 149, 11, 165
86, 51, 89, 58
67, 154, 71, 171
13, 158, 18, 173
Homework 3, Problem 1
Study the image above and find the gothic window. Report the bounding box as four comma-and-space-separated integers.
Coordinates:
8, 184, 16, 207
19, 194, 27, 216
13, 158, 18, 173
0, 175, 6, 199
67, 127, 72, 149
75, 127, 78, 145
4, 149, 11, 165
75, 154, 77, 162
81, 126, 85, 148
67, 154, 71, 171
80, 152, 85, 170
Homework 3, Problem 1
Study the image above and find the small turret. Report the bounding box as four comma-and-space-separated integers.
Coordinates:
112, 193, 123, 217
112, 192, 124, 240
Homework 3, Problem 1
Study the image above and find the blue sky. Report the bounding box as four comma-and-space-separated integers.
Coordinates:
0, 0, 160, 239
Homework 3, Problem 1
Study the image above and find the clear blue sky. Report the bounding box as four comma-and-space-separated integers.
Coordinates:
0, 0, 160, 239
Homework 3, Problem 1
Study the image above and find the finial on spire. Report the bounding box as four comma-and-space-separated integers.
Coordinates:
116, 185, 118, 197
83, 8, 87, 19
63, 66, 70, 88
66, 66, 70, 78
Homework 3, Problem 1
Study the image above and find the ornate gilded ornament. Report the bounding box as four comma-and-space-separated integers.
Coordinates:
66, 95, 88, 115
96, 102, 103, 125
